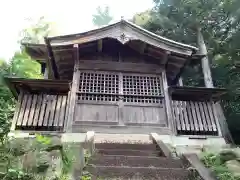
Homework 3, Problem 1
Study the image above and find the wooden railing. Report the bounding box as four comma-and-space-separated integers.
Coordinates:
172, 100, 219, 135
12, 92, 70, 131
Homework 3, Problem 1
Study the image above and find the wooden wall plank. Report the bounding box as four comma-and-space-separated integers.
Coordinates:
190, 101, 199, 132
122, 106, 166, 125
199, 102, 208, 132
203, 101, 212, 132
22, 94, 32, 126
64, 92, 71, 129
194, 102, 204, 132
38, 94, 47, 126
33, 94, 42, 127
54, 95, 62, 127
49, 95, 57, 127
207, 102, 217, 132
186, 101, 195, 131
179, 101, 186, 131
43, 95, 53, 127
59, 95, 67, 127
182, 101, 190, 131
17, 94, 28, 126
78, 60, 163, 74
212, 102, 222, 136
173, 101, 181, 131
27, 94, 38, 126
11, 92, 23, 130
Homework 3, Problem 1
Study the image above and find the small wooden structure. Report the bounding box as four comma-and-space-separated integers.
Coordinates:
6, 20, 230, 138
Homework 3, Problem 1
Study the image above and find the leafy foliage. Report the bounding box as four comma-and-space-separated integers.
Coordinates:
0, 16, 54, 142
202, 152, 240, 180
0, 135, 73, 180
92, 6, 113, 27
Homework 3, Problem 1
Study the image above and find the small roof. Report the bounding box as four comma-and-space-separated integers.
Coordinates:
169, 86, 227, 101
4, 77, 70, 98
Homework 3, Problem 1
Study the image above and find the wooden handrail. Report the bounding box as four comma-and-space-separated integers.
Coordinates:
150, 133, 172, 158
182, 153, 217, 180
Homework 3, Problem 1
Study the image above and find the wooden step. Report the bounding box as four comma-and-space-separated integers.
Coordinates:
87, 166, 191, 180
95, 143, 157, 151
97, 149, 160, 157
89, 155, 183, 168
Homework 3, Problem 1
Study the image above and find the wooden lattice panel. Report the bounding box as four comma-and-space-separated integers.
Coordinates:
123, 75, 162, 96
14, 93, 68, 131
123, 96, 163, 104
78, 71, 163, 104
79, 71, 119, 94
78, 94, 118, 102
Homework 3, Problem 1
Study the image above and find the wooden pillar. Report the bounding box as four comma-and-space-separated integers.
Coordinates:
162, 52, 176, 135
65, 44, 80, 132
197, 27, 213, 88
44, 67, 48, 79
178, 77, 183, 86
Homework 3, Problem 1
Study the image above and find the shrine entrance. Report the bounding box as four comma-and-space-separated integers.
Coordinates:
74, 71, 167, 127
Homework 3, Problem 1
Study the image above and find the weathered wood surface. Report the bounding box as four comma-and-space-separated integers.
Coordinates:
122, 105, 166, 126
65, 44, 80, 132
14, 93, 68, 131
172, 100, 219, 135
77, 60, 163, 74
162, 65, 176, 134
74, 70, 166, 127
197, 27, 214, 88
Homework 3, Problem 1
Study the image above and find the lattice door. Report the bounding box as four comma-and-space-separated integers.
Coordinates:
76, 71, 119, 124
122, 74, 166, 126
78, 71, 119, 101
75, 71, 166, 126
122, 74, 163, 104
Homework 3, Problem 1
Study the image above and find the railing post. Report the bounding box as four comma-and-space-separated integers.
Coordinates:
162, 68, 176, 135
65, 44, 80, 132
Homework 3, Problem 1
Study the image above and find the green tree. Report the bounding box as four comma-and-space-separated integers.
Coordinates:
135, 0, 240, 143
0, 16, 54, 141
92, 6, 113, 27
19, 16, 56, 44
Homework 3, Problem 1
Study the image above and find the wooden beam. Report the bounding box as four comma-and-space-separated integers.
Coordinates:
140, 42, 147, 54
44, 37, 59, 79
98, 39, 103, 52
171, 56, 191, 85
163, 51, 171, 67
178, 77, 183, 86
197, 27, 213, 88
162, 52, 176, 135
65, 44, 80, 132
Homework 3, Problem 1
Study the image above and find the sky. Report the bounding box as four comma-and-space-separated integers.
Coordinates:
0, 0, 153, 60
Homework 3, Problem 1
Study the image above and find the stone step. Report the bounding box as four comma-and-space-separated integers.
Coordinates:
87, 165, 191, 180
97, 149, 161, 157
89, 155, 183, 168
95, 143, 157, 151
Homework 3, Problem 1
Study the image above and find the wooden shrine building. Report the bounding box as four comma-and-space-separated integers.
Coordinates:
5, 20, 231, 141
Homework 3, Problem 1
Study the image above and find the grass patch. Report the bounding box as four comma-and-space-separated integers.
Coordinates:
201, 152, 240, 180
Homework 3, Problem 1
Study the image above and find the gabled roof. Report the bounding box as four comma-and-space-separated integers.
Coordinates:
48, 19, 197, 55
23, 19, 200, 82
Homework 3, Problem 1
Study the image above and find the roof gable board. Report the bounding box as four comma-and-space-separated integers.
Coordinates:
48, 20, 197, 56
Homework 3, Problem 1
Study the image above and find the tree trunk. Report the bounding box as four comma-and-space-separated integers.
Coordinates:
197, 26, 213, 88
